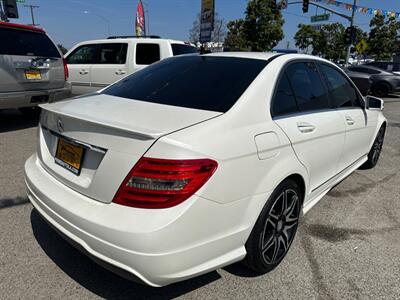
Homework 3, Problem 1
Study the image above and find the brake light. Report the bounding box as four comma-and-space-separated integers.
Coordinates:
63, 58, 69, 81
113, 157, 218, 209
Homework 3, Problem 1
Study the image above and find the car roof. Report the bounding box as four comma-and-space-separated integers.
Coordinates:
204, 52, 328, 62
349, 65, 392, 73
0, 21, 45, 33
74, 38, 188, 45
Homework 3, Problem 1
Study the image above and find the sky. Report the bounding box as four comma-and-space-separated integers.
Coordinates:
9, 0, 400, 50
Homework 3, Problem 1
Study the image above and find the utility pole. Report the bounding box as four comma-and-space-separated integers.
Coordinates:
24, 4, 39, 26
0, 1, 6, 22
345, 0, 357, 67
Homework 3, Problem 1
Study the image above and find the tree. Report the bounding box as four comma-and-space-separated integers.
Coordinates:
189, 12, 226, 48
294, 22, 356, 62
242, 0, 285, 51
321, 23, 346, 61
57, 44, 68, 55
224, 19, 247, 50
368, 15, 400, 60
294, 24, 318, 54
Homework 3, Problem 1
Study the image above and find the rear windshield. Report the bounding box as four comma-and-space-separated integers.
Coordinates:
103, 56, 268, 112
0, 27, 60, 57
171, 44, 198, 56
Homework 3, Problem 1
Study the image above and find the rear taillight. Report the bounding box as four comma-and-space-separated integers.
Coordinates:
113, 157, 218, 209
63, 58, 69, 81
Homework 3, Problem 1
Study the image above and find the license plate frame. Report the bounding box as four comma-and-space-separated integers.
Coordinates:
25, 70, 41, 80
54, 138, 85, 175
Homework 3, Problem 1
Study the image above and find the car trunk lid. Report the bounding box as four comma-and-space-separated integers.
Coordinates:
37, 94, 222, 203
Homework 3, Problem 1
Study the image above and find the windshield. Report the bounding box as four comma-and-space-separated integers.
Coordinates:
103, 55, 268, 112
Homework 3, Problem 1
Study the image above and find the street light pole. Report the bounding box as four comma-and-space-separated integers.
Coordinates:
142, 1, 150, 36
84, 10, 110, 37
345, 0, 357, 67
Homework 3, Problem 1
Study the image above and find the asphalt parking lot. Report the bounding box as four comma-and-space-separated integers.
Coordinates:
1, 97, 399, 299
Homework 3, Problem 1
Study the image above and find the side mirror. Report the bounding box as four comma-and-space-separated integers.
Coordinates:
365, 95, 384, 111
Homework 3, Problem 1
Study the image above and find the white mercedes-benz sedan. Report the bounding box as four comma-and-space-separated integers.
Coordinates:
25, 53, 386, 287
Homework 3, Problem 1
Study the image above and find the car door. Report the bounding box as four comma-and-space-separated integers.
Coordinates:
65, 44, 98, 95
272, 61, 345, 195
90, 43, 128, 90
319, 63, 375, 171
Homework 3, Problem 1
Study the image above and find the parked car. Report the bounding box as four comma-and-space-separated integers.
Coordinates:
367, 61, 400, 75
345, 69, 372, 96
25, 53, 386, 287
0, 22, 71, 116
347, 65, 400, 97
64, 36, 198, 95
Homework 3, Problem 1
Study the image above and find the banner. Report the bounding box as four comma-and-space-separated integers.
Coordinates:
199, 0, 215, 43
312, 0, 400, 19
136, 0, 146, 36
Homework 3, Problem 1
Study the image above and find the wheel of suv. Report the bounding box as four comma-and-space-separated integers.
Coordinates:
372, 83, 389, 97
361, 126, 385, 169
243, 179, 301, 273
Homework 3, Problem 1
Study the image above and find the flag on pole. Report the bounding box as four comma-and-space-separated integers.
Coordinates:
136, 0, 145, 36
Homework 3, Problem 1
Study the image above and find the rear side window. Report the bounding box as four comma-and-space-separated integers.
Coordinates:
272, 73, 298, 117
97, 43, 127, 64
286, 62, 330, 112
66, 44, 98, 64
136, 43, 160, 65
171, 44, 198, 56
0, 27, 60, 57
319, 64, 360, 108
103, 56, 268, 112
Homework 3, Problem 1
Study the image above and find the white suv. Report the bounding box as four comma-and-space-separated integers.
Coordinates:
64, 36, 197, 95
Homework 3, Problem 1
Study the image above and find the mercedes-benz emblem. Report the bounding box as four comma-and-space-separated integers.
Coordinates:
57, 119, 64, 133
30, 59, 38, 68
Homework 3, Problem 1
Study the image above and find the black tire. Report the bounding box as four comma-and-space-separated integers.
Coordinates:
19, 107, 41, 119
361, 126, 385, 169
372, 83, 389, 97
242, 179, 302, 273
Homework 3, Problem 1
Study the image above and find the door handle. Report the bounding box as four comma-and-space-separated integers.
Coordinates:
115, 69, 127, 75
345, 116, 355, 125
297, 122, 316, 133
79, 69, 89, 75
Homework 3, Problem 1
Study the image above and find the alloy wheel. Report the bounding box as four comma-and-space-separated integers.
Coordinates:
371, 128, 385, 165
260, 189, 300, 265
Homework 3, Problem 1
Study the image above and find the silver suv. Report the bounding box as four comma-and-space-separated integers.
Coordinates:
0, 22, 71, 115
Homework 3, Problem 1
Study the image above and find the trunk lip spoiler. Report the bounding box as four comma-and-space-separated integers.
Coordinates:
40, 105, 164, 140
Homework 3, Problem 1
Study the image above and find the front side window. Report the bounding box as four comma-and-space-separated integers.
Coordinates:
103, 56, 268, 112
271, 73, 298, 117
319, 64, 360, 108
286, 62, 330, 112
136, 43, 160, 65
97, 43, 127, 64
66, 44, 97, 64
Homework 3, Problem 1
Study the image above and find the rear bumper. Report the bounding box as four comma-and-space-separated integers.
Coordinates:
0, 84, 71, 109
24, 154, 266, 286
